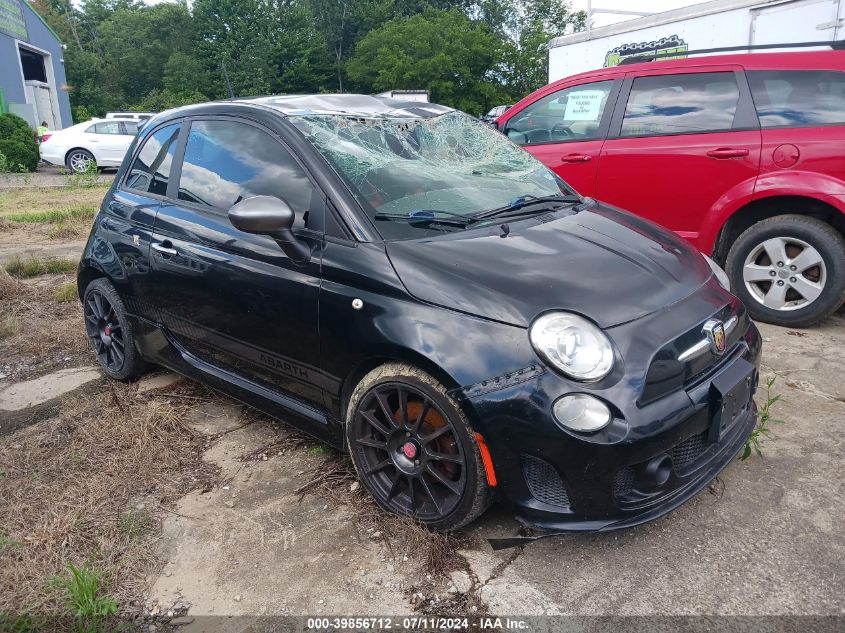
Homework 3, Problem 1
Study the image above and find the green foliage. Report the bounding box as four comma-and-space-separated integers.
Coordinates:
54, 282, 79, 303
72, 105, 93, 124
30, 0, 587, 118
50, 562, 119, 617
347, 9, 505, 114
0, 114, 39, 172
742, 375, 784, 460
4, 255, 78, 278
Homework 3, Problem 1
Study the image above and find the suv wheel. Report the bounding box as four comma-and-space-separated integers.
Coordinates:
725, 215, 845, 327
346, 363, 493, 531
66, 149, 96, 174
83, 278, 147, 379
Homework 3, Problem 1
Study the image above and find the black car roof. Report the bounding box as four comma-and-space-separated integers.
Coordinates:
156, 94, 453, 121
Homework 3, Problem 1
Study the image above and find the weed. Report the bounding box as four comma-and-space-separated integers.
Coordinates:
50, 562, 118, 617
0, 313, 21, 339
54, 282, 78, 303
63, 162, 100, 188
307, 444, 334, 456
118, 509, 153, 539
4, 255, 77, 278
742, 375, 784, 460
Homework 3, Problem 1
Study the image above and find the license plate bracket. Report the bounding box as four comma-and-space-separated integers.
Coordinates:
709, 357, 755, 443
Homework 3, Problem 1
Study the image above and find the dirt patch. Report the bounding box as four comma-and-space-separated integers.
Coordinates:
0, 380, 219, 615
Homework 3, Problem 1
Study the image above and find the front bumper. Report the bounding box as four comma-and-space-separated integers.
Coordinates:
466, 289, 762, 533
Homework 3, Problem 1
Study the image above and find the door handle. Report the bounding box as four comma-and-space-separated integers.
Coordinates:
560, 153, 591, 163
152, 241, 178, 256
706, 148, 749, 159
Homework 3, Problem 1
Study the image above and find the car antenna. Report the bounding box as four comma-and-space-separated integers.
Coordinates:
500, 222, 510, 237
222, 61, 235, 99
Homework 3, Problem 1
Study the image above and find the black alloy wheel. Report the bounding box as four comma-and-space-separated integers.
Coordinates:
83, 278, 146, 380
352, 382, 467, 522
85, 288, 126, 372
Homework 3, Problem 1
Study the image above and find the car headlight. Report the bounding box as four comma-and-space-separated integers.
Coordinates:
529, 312, 614, 381
703, 255, 730, 291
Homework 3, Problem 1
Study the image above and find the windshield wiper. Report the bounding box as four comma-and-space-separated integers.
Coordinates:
471, 194, 582, 221
373, 208, 477, 228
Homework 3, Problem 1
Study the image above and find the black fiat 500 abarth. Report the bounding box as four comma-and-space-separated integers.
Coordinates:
78, 94, 761, 533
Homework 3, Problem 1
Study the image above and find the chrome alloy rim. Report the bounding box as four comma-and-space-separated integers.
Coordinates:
742, 236, 826, 311
69, 152, 93, 173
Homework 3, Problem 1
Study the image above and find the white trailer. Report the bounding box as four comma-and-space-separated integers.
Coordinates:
548, 0, 845, 82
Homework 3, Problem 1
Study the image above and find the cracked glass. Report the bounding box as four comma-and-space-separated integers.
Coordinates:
290, 111, 572, 239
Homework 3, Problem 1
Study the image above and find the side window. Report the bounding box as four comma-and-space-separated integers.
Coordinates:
747, 70, 845, 128
124, 123, 180, 196
504, 80, 614, 145
177, 120, 318, 230
620, 72, 740, 137
121, 121, 139, 135
92, 121, 121, 135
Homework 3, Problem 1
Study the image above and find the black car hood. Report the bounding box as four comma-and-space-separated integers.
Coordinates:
385, 204, 713, 329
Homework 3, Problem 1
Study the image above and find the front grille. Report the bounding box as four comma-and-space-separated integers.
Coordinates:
521, 455, 570, 507
670, 431, 708, 471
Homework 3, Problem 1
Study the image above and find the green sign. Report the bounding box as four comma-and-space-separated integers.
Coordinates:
0, 0, 28, 40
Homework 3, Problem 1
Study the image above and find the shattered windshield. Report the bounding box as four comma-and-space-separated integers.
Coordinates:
289, 111, 573, 239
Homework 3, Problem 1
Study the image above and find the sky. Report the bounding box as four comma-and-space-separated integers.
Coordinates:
569, 0, 708, 28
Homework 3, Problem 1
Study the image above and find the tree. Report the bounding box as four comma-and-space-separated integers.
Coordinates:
347, 9, 505, 115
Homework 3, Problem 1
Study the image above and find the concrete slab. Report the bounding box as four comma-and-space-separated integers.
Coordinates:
136, 372, 183, 394
0, 366, 100, 411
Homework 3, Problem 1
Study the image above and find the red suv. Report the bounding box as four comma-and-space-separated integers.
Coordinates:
497, 50, 845, 327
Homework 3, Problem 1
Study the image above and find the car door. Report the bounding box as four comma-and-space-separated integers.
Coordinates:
148, 116, 328, 411
499, 79, 621, 196
596, 67, 762, 251
100, 121, 182, 320
87, 121, 126, 165
115, 121, 139, 163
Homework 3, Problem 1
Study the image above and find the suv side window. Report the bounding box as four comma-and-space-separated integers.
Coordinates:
504, 80, 614, 145
124, 123, 180, 196
747, 70, 845, 128
177, 120, 318, 230
620, 72, 740, 137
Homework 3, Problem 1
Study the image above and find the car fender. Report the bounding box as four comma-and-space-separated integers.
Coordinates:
696, 175, 759, 253
698, 172, 845, 254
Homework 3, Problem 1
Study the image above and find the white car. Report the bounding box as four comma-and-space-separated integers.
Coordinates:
39, 118, 140, 173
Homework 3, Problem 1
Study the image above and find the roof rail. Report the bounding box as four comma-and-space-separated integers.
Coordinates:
618, 40, 845, 65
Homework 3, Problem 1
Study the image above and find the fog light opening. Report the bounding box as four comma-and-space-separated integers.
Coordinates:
644, 454, 673, 488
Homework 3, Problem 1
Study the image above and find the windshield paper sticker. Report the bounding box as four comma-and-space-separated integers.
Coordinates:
564, 90, 606, 121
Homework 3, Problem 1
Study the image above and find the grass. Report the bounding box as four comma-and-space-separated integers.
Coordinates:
742, 375, 784, 460
0, 186, 107, 218
54, 282, 78, 303
50, 563, 118, 617
0, 381, 219, 614
0, 268, 87, 359
4, 255, 77, 278
0, 204, 95, 224
306, 444, 335, 456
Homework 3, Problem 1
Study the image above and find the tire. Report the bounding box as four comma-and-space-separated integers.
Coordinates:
82, 278, 147, 380
66, 148, 96, 174
725, 215, 845, 328
345, 363, 493, 531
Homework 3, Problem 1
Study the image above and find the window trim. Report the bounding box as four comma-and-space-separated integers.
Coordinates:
167, 114, 330, 236
118, 120, 186, 202
503, 78, 623, 146
607, 69, 760, 140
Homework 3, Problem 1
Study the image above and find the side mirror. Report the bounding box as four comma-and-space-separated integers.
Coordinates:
228, 195, 310, 263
